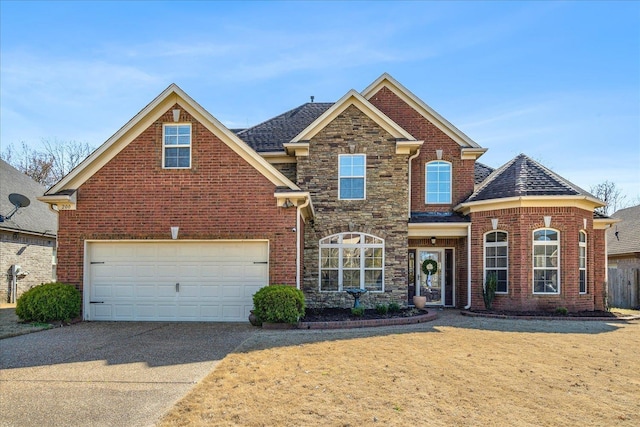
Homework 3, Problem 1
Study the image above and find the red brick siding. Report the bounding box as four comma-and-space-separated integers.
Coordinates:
469, 207, 605, 312
368, 87, 476, 211
56, 104, 297, 294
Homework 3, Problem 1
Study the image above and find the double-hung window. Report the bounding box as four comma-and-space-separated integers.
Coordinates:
163, 124, 191, 168
484, 231, 508, 293
339, 154, 366, 199
319, 232, 384, 292
425, 161, 451, 204
579, 231, 587, 294
533, 229, 560, 294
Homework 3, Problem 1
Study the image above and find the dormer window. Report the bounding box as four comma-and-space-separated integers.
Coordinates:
425, 161, 451, 204
163, 124, 191, 168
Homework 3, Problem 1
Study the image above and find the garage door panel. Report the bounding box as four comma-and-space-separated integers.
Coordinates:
87, 241, 269, 321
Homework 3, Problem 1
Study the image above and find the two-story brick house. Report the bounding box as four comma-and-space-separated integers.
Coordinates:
40, 73, 615, 321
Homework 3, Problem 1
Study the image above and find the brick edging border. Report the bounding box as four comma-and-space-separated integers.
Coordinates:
295, 309, 438, 330
460, 310, 640, 322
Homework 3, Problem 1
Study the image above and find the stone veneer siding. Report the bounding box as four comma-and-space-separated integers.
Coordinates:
297, 105, 410, 308
1, 231, 56, 302
469, 207, 605, 312
55, 104, 298, 299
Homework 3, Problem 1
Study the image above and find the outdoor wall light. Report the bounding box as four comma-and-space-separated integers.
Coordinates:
431, 236, 436, 245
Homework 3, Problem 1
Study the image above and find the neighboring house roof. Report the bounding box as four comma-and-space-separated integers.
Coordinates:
0, 159, 56, 237
237, 102, 333, 152
42, 83, 302, 201
607, 205, 640, 256
474, 162, 494, 185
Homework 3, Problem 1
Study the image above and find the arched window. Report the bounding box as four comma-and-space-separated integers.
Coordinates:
319, 232, 384, 292
533, 228, 560, 294
484, 231, 508, 293
425, 161, 452, 204
579, 231, 587, 294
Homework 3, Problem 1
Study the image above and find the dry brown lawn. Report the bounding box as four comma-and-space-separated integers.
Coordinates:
160, 311, 640, 427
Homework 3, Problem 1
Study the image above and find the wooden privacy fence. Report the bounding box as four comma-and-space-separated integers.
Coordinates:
607, 268, 640, 309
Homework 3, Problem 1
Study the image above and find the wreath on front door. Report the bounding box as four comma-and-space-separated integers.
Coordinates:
421, 259, 438, 275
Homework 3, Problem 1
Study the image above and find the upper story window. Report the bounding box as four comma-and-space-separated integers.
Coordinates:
533, 228, 560, 294
579, 231, 587, 294
319, 232, 384, 292
339, 154, 366, 200
425, 161, 451, 204
163, 124, 191, 168
484, 231, 508, 293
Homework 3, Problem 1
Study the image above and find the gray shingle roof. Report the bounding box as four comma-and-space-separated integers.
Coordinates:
466, 154, 598, 203
474, 162, 494, 185
236, 102, 334, 152
410, 212, 470, 223
0, 159, 57, 236
607, 204, 640, 256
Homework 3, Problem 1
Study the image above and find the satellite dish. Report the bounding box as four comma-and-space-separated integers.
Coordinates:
0, 193, 31, 222
9, 193, 30, 208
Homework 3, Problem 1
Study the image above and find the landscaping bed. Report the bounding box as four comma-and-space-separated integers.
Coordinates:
301, 307, 424, 322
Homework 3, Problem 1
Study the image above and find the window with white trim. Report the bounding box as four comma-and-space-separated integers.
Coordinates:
484, 231, 508, 293
339, 154, 366, 200
163, 124, 191, 168
533, 228, 560, 294
425, 161, 452, 204
579, 231, 587, 294
319, 232, 384, 292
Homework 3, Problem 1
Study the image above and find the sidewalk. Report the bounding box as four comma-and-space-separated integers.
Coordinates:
0, 304, 52, 339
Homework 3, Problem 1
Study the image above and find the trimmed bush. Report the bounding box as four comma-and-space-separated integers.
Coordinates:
351, 306, 365, 317
252, 285, 305, 324
483, 273, 497, 310
16, 282, 81, 323
375, 303, 389, 315
388, 302, 401, 313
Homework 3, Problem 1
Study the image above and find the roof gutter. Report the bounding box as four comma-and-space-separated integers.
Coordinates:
407, 148, 421, 219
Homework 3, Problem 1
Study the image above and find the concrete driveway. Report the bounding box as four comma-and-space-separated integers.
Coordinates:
0, 321, 256, 427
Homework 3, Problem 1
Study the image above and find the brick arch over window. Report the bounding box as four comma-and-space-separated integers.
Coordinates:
319, 232, 385, 292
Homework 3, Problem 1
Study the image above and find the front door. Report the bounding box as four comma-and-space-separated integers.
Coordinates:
415, 249, 444, 305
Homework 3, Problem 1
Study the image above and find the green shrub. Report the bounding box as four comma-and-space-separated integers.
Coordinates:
483, 273, 497, 310
388, 302, 401, 313
555, 307, 568, 315
16, 282, 81, 323
351, 306, 365, 317
375, 303, 389, 315
252, 285, 305, 324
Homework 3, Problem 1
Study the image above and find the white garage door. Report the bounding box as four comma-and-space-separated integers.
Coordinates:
86, 241, 268, 322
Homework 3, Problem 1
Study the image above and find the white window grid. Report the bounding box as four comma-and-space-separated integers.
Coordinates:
163, 123, 192, 169
484, 231, 508, 294
425, 161, 452, 204
532, 228, 560, 294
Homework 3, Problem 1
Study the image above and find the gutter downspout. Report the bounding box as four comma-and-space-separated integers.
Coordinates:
465, 223, 472, 309
407, 149, 421, 218
296, 198, 310, 290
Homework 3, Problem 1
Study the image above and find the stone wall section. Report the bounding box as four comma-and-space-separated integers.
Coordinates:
1, 231, 55, 302
297, 105, 410, 308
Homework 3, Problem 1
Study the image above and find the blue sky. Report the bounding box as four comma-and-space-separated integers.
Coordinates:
1, 1, 639, 201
